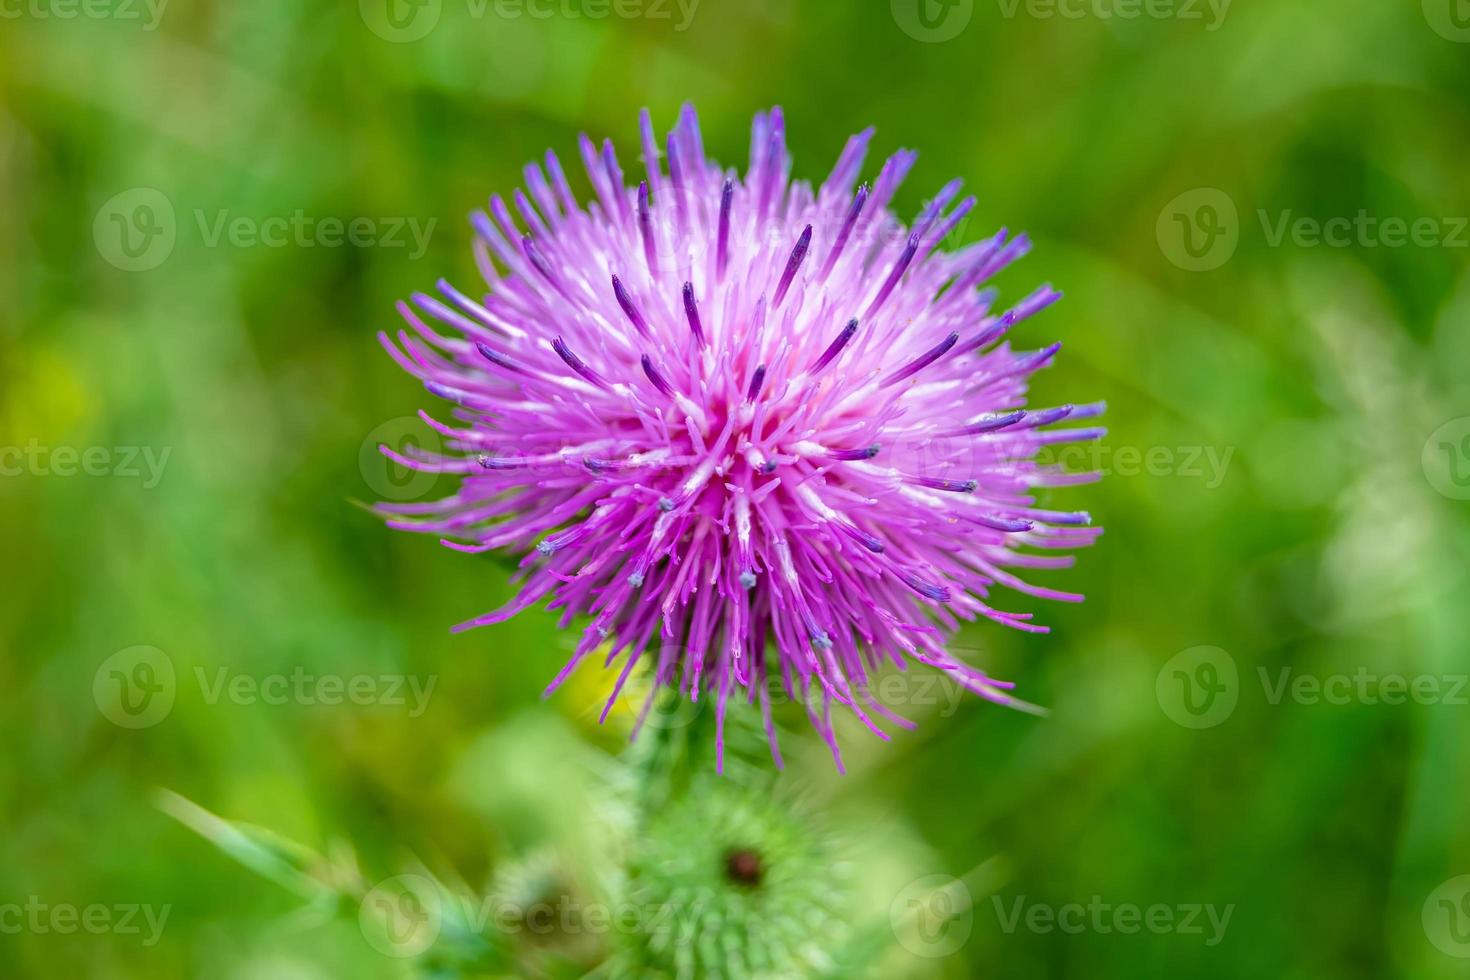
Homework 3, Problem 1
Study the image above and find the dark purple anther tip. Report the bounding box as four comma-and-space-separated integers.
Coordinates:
637, 180, 657, 271
916, 581, 949, 601
830, 444, 880, 462
882, 332, 959, 388
1020, 342, 1063, 371
849, 528, 885, 553
612, 275, 649, 336
746, 364, 766, 402
717, 179, 733, 278
476, 343, 523, 373
976, 514, 1034, 533
521, 235, 556, 283
913, 475, 977, 493
813, 318, 859, 373
1070, 401, 1107, 419
601, 138, 624, 195
820, 185, 869, 279
424, 381, 460, 401
641, 354, 674, 397
898, 569, 951, 602
657, 497, 675, 512
758, 460, 777, 475
965, 410, 1026, 434
1026, 405, 1075, 428
863, 232, 921, 319
552, 336, 608, 389
682, 282, 706, 346
773, 224, 812, 307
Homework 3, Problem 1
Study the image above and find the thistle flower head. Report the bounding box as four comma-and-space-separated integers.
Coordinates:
377, 105, 1103, 769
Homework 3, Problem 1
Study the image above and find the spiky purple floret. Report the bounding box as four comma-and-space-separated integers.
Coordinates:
376, 105, 1103, 771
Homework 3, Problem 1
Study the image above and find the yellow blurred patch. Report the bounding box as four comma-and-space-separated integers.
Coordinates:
0, 345, 93, 444
558, 641, 657, 738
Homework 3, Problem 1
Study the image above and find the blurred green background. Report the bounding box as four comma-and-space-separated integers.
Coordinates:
3, 0, 1470, 976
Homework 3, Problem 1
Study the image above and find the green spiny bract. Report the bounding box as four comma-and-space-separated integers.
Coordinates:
611, 774, 851, 980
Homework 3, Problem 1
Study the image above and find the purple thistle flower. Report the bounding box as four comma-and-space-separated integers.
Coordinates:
376, 105, 1103, 771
